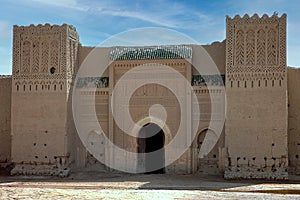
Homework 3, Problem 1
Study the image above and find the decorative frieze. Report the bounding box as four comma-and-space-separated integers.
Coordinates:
13, 79, 65, 92
75, 74, 224, 88
76, 77, 109, 88
192, 75, 225, 86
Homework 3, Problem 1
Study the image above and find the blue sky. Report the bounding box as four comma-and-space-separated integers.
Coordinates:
0, 0, 299, 74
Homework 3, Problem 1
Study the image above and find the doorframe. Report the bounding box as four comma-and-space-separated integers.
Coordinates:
133, 116, 172, 173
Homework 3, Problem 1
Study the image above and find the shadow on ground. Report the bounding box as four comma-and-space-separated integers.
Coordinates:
0, 168, 300, 194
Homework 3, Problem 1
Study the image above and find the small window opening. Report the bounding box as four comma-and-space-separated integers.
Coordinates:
50, 67, 56, 74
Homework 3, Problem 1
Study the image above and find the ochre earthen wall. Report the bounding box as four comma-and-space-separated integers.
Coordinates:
225, 14, 288, 179
288, 67, 300, 175
0, 77, 11, 165
10, 24, 79, 176
1, 14, 298, 178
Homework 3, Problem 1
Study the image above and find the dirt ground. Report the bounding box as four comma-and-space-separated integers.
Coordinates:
0, 170, 300, 200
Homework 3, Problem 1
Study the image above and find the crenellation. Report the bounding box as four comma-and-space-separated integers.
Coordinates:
227, 13, 286, 24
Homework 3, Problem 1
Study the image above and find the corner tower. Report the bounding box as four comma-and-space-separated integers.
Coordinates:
225, 14, 288, 179
11, 24, 79, 175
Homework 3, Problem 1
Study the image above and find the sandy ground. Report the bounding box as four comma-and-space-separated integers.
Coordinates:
0, 171, 300, 199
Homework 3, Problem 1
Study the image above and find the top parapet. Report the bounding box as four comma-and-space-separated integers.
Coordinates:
226, 13, 286, 23
13, 23, 77, 31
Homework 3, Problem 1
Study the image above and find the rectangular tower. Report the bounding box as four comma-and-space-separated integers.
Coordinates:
11, 24, 79, 176
225, 14, 288, 179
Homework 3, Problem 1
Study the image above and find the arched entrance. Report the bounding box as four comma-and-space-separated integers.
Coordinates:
137, 123, 165, 174
194, 129, 219, 174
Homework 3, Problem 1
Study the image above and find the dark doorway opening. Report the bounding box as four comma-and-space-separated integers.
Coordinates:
137, 123, 165, 174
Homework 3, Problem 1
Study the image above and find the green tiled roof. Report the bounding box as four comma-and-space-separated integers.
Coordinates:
76, 77, 109, 88
192, 75, 225, 86
0, 75, 11, 78
110, 45, 192, 60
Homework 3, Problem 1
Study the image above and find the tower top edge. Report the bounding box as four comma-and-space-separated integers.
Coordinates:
13, 23, 77, 31
226, 13, 286, 21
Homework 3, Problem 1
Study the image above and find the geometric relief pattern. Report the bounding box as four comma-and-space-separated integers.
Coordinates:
233, 28, 278, 68
267, 29, 277, 65
12, 23, 80, 96
50, 39, 60, 72
60, 36, 67, 73
246, 30, 255, 65
256, 29, 266, 65
226, 71, 284, 82
13, 73, 66, 80
13, 34, 21, 75
14, 79, 65, 92
226, 13, 286, 85
41, 40, 49, 73
31, 40, 40, 73
21, 41, 31, 74
235, 30, 245, 65
279, 16, 287, 67
12, 23, 81, 96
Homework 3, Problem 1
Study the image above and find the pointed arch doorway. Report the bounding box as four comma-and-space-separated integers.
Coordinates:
137, 123, 165, 174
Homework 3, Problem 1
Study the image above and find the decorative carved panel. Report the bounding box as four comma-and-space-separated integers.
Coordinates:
12, 24, 79, 92
226, 13, 287, 85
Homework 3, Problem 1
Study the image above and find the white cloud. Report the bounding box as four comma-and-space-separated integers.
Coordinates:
24, 0, 212, 29
0, 21, 12, 40
94, 3, 213, 29
100, 9, 179, 28
29, 0, 88, 11
100, 27, 197, 47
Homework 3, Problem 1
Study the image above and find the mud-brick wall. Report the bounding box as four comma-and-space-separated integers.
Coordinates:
0, 77, 11, 164
288, 67, 300, 175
